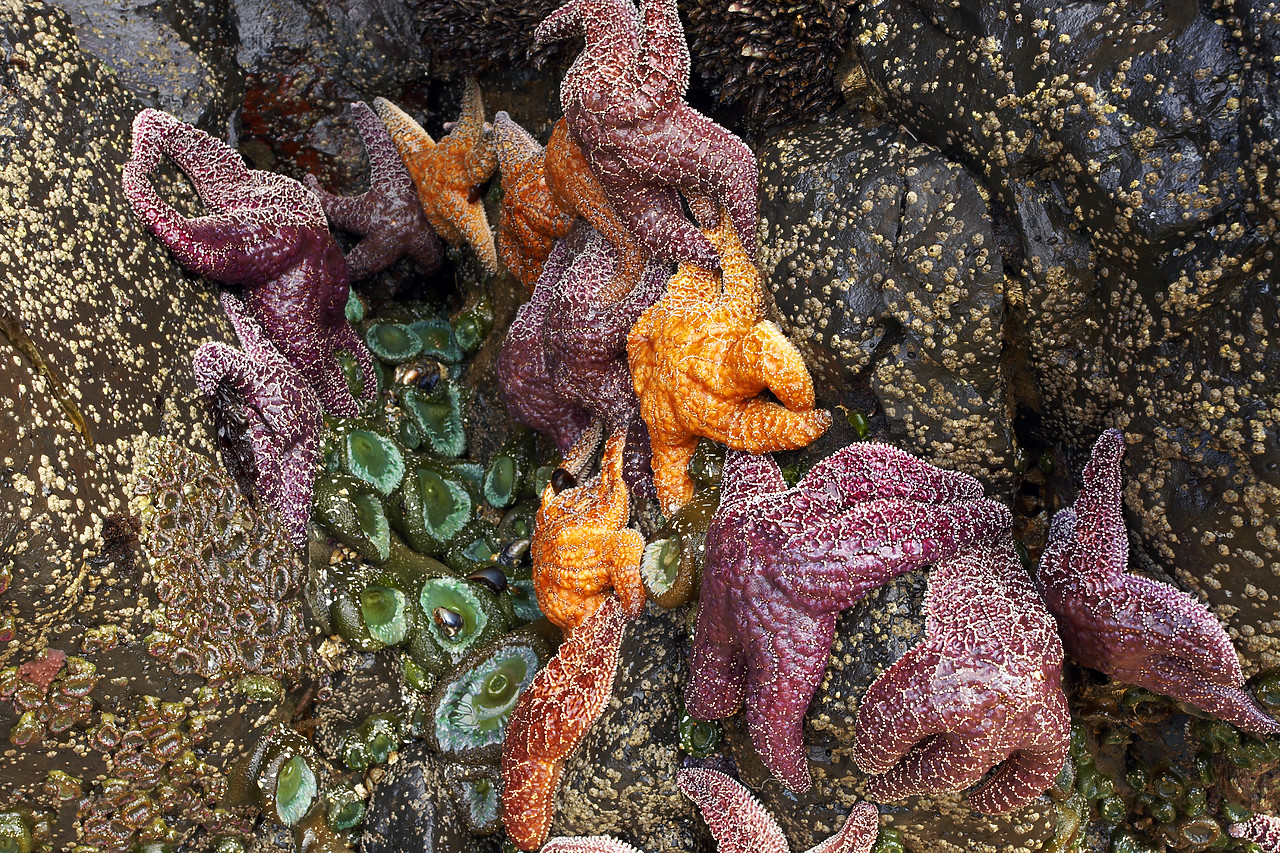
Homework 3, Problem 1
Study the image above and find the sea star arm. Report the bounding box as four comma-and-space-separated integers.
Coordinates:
725, 320, 818, 412
456, 78, 499, 186
1229, 815, 1280, 852
638, 0, 690, 100
710, 396, 832, 453
720, 448, 788, 502
676, 767, 789, 853
543, 839, 646, 853
795, 443, 986, 506
805, 802, 881, 853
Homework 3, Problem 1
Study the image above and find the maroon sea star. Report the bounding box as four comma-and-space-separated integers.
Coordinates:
543, 768, 881, 853
193, 293, 322, 546
1036, 429, 1280, 734
534, 0, 759, 270
853, 536, 1071, 814
686, 444, 1013, 792
1229, 815, 1280, 852
122, 108, 376, 415
304, 101, 443, 281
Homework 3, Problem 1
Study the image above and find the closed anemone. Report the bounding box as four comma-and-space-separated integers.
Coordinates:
313, 474, 392, 564
273, 754, 316, 826
484, 454, 518, 508
417, 468, 471, 542
451, 772, 501, 835
431, 646, 539, 757
400, 384, 466, 458
365, 323, 423, 365
409, 317, 462, 364
344, 429, 405, 496
0, 811, 32, 853
360, 584, 411, 646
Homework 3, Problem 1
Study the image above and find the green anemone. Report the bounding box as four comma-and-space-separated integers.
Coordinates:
0, 812, 32, 853
365, 322, 423, 365
246, 727, 317, 829
326, 783, 365, 832
443, 519, 501, 576
343, 714, 400, 770
333, 350, 366, 399
345, 289, 365, 324
387, 462, 474, 556
1253, 670, 1280, 710
497, 502, 537, 544
451, 297, 493, 353
406, 576, 512, 677
313, 474, 391, 564
343, 428, 405, 496
429, 645, 540, 759
687, 438, 726, 489
482, 431, 535, 509
360, 584, 412, 646
641, 487, 718, 608
408, 317, 462, 364
449, 770, 502, 835
677, 705, 723, 758
273, 754, 317, 826
400, 383, 466, 458
506, 577, 542, 624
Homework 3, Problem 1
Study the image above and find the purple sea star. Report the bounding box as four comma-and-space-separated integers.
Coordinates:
534, 0, 759, 270
544, 768, 880, 853
1035, 429, 1280, 734
193, 293, 322, 547
1229, 815, 1280, 851
853, 536, 1071, 814
122, 107, 376, 415
304, 101, 443, 281
686, 443, 1013, 792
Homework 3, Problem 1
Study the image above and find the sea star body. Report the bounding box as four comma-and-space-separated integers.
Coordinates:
686, 444, 1013, 792
1036, 429, 1280, 733
853, 537, 1071, 814
628, 218, 830, 514
545, 118, 647, 301
304, 101, 443, 280
544, 768, 880, 853
502, 594, 628, 850
493, 111, 577, 290
532, 428, 646, 634
534, 0, 759, 270
122, 108, 376, 416
374, 80, 500, 275
1229, 815, 1280, 852
192, 293, 322, 546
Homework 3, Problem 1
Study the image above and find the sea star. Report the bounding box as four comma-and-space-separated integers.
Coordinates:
501, 593, 628, 850
532, 426, 646, 634
122, 107, 375, 416
534, 0, 760, 270
544, 118, 646, 301
1230, 815, 1280, 852
1035, 429, 1280, 733
686, 444, 1014, 792
628, 217, 830, 514
304, 101, 443, 280
853, 536, 1071, 814
193, 293, 322, 546
543, 768, 880, 853
493, 111, 577, 290
374, 79, 500, 275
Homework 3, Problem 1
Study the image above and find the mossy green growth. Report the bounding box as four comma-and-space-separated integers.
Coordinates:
0, 811, 32, 853
409, 317, 463, 364
427, 642, 542, 761
406, 576, 512, 677
312, 474, 391, 564
365, 323, 423, 364
452, 296, 493, 353
399, 383, 466, 458
387, 460, 474, 556
342, 428, 405, 496
483, 431, 535, 509
443, 519, 502, 576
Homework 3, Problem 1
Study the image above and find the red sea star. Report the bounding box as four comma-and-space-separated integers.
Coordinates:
853, 537, 1071, 814
121, 108, 376, 416
686, 444, 1013, 792
1035, 429, 1280, 733
305, 101, 443, 280
534, 0, 759, 270
1229, 814, 1280, 852
501, 594, 628, 850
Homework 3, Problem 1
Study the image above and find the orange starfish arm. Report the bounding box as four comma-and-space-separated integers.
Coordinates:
648, 434, 700, 515
728, 320, 818, 411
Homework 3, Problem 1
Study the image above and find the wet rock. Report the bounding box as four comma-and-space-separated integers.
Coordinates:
758, 116, 1017, 497
553, 602, 712, 853
727, 571, 1057, 853
851, 0, 1280, 673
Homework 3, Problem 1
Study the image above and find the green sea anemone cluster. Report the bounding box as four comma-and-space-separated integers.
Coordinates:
0, 652, 97, 747
640, 487, 719, 608
341, 713, 403, 771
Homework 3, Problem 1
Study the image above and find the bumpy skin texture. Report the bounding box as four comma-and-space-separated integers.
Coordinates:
494, 111, 577, 290
192, 293, 321, 546
628, 218, 831, 514
1036, 429, 1280, 733
853, 537, 1071, 815
687, 444, 1013, 792
532, 430, 646, 634
534, 0, 759, 270
502, 595, 628, 850
304, 101, 443, 281
121, 108, 376, 416
374, 79, 499, 274
1230, 815, 1280, 852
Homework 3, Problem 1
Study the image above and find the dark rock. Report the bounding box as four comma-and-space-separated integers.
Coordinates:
758, 116, 1017, 497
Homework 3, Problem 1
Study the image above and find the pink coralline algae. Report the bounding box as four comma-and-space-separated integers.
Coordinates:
193, 293, 322, 546
121, 107, 375, 415
853, 537, 1071, 814
1036, 429, 1280, 734
305, 101, 443, 280
533, 0, 759, 270
685, 444, 1014, 792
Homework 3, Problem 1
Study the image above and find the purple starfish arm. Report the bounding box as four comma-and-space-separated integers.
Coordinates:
192, 294, 321, 546
854, 538, 1071, 815
534, 0, 759, 270
305, 101, 443, 280
1036, 429, 1280, 733
122, 108, 376, 416
687, 446, 1014, 793
1230, 815, 1280, 852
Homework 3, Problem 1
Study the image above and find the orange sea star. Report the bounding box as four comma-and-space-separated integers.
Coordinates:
531, 427, 646, 634
627, 217, 831, 513
494, 111, 577, 291
374, 79, 499, 275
